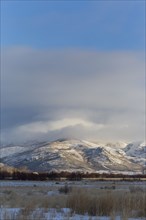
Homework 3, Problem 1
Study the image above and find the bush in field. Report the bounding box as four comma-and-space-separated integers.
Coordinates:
129, 185, 144, 193
58, 184, 72, 194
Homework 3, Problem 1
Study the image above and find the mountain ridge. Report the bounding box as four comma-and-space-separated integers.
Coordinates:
0, 139, 145, 174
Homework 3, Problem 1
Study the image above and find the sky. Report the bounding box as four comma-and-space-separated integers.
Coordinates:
1, 0, 145, 144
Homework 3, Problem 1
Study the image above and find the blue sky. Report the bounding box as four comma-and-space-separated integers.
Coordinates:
1, 1, 145, 143
1, 0, 145, 50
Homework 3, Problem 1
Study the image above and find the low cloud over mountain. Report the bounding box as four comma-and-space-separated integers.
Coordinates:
1, 48, 145, 143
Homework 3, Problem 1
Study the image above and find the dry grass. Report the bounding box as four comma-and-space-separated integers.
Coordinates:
0, 183, 146, 219
66, 187, 146, 217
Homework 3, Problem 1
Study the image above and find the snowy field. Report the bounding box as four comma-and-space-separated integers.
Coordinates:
1, 180, 146, 189
0, 208, 146, 220
0, 180, 146, 220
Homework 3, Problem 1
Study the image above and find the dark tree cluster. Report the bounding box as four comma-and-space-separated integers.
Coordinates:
0, 169, 146, 181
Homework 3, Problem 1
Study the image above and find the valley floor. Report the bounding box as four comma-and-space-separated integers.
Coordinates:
1, 207, 146, 220
0, 180, 146, 220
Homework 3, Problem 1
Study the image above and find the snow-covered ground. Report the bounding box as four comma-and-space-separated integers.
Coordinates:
0, 208, 145, 220
1, 180, 146, 189
0, 146, 29, 158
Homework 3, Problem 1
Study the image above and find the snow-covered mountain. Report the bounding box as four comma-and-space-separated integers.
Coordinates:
0, 139, 145, 173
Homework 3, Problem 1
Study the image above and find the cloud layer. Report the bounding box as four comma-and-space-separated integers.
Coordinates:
1, 47, 145, 143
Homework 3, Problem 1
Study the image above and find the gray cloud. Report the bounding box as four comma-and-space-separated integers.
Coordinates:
1, 47, 145, 143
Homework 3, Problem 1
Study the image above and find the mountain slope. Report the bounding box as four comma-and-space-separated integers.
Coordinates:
0, 139, 145, 173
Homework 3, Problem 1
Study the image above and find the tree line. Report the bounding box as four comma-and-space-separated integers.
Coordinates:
0, 169, 145, 181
